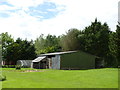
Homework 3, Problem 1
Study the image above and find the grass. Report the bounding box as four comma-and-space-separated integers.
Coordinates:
1, 68, 118, 88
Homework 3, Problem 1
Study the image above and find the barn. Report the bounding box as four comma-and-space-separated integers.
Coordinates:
32, 51, 104, 70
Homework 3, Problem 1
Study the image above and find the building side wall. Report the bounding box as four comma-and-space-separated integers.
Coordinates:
60, 52, 96, 69
51, 55, 60, 69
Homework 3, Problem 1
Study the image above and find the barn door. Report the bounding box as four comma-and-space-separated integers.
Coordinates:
51, 55, 60, 69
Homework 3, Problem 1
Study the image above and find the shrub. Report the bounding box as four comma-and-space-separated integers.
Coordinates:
0, 75, 6, 81
2, 65, 16, 68
16, 65, 21, 70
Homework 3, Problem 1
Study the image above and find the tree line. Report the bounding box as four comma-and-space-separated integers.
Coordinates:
0, 19, 120, 67
0, 33, 36, 65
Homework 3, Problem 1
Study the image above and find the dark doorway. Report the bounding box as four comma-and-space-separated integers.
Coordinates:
40, 61, 47, 69
33, 62, 40, 69
95, 58, 104, 68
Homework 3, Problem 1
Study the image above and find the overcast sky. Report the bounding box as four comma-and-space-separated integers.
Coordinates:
0, 0, 119, 40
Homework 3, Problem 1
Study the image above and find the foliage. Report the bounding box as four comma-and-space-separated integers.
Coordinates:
0, 32, 14, 61
82, 19, 111, 67
0, 75, 6, 81
83, 19, 110, 57
116, 23, 120, 66
16, 65, 21, 70
0, 19, 119, 67
0, 35, 2, 65
60, 28, 80, 51
6, 38, 36, 64
1, 33, 36, 65
15, 38, 37, 60
108, 32, 118, 67
60, 19, 117, 67
35, 34, 61, 54
2, 65, 16, 68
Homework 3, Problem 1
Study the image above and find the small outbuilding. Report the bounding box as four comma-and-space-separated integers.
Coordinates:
17, 60, 32, 68
32, 56, 47, 69
32, 51, 104, 70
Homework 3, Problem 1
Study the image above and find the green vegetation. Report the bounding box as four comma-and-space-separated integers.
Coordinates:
1, 33, 36, 65
2, 68, 118, 88
116, 23, 120, 66
34, 19, 120, 67
35, 34, 61, 54
0, 75, 6, 81
0, 19, 120, 67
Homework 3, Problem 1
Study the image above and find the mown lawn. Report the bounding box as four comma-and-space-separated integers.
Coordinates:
1, 68, 118, 88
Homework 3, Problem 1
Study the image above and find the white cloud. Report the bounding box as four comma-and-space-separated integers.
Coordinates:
0, 5, 16, 11
48, 0, 119, 30
6, 0, 45, 8
0, 0, 119, 40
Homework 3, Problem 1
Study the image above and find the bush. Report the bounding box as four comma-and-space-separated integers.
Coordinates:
15, 65, 21, 70
2, 65, 16, 68
0, 75, 6, 81
2, 65, 30, 68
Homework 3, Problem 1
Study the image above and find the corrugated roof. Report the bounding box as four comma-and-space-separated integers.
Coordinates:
32, 56, 46, 62
40, 51, 77, 56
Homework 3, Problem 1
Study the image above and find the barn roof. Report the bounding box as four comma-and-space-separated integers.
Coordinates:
40, 51, 77, 56
32, 56, 46, 62
39, 50, 98, 58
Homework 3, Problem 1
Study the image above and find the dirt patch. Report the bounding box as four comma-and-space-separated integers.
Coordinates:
21, 70, 45, 73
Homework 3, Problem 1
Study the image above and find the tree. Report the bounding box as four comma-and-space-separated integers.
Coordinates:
1, 35, 37, 65
35, 34, 61, 54
77, 30, 86, 51
15, 38, 37, 60
116, 23, 120, 66
0, 32, 14, 61
108, 31, 118, 67
0, 35, 2, 65
0, 34, 2, 53
34, 34, 46, 54
5, 42, 20, 64
60, 28, 80, 51
83, 19, 110, 57
82, 19, 111, 67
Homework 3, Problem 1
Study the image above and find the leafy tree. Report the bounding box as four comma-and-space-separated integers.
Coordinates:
5, 42, 20, 64
1, 35, 36, 65
83, 19, 110, 57
35, 34, 46, 54
0, 34, 1, 45
116, 23, 120, 66
77, 30, 86, 51
0, 35, 2, 65
15, 38, 37, 60
107, 31, 118, 67
0, 32, 14, 61
60, 28, 80, 51
35, 34, 61, 54
81, 19, 112, 67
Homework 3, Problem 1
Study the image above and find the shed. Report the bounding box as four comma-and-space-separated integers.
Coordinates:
17, 60, 32, 68
32, 51, 104, 70
32, 56, 46, 69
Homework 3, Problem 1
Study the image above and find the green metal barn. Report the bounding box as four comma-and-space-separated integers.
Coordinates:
32, 51, 104, 70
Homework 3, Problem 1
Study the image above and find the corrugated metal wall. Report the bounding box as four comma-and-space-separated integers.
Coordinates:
17, 60, 32, 68
51, 55, 60, 69
60, 51, 96, 70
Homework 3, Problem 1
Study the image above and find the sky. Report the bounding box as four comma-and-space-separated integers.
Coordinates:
0, 0, 119, 40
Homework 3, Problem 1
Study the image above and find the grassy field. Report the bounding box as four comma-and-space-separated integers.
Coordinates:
1, 68, 118, 88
